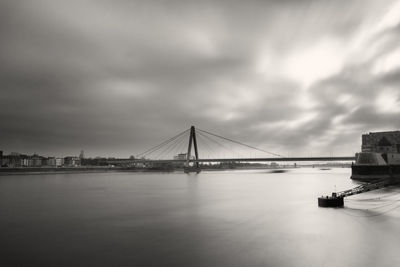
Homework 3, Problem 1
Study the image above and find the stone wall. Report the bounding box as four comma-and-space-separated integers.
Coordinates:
362, 131, 400, 153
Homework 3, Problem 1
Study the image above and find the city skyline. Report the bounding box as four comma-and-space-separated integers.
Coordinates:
1, 0, 400, 157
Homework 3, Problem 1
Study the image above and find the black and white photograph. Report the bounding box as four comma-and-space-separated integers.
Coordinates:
1, 0, 400, 266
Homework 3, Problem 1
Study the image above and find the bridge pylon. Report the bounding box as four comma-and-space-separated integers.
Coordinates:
184, 126, 201, 173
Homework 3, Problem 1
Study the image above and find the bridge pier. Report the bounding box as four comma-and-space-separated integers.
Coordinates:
185, 126, 201, 173
184, 166, 201, 174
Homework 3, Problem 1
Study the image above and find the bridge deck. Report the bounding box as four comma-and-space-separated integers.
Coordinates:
109, 156, 355, 164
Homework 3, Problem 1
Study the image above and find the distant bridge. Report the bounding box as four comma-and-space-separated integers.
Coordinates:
112, 126, 355, 172
109, 156, 355, 165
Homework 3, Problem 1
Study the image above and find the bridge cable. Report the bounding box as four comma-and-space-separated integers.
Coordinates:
195, 132, 217, 159
176, 133, 189, 156
155, 131, 188, 160
136, 128, 190, 158
139, 134, 182, 158
197, 132, 218, 159
200, 131, 248, 158
154, 133, 183, 159
197, 131, 242, 158
138, 128, 190, 157
197, 128, 284, 158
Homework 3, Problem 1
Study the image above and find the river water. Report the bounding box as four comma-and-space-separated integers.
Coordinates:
1, 168, 400, 266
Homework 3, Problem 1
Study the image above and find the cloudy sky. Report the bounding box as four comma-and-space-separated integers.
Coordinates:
1, 0, 400, 158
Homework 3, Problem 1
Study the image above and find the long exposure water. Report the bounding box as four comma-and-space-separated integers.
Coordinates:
1, 168, 400, 266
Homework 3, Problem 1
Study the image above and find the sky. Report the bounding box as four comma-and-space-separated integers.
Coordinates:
1, 0, 400, 158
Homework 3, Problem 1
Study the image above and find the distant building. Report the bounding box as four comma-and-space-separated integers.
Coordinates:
64, 156, 80, 167
362, 131, 400, 153
27, 157, 35, 167
174, 153, 188, 160
79, 150, 85, 160
44, 157, 57, 166
270, 162, 278, 168
6, 154, 22, 167
32, 155, 43, 167
21, 157, 30, 167
1, 153, 59, 167
56, 157, 64, 167
2, 156, 10, 167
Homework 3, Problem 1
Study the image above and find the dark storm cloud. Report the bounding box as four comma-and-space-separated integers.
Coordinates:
0, 0, 399, 157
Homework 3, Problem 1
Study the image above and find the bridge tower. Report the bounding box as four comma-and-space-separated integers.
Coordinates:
185, 126, 201, 173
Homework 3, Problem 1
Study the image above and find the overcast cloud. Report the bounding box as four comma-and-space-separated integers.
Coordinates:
1, 0, 400, 157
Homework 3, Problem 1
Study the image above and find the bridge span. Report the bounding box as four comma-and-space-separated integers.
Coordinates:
109, 156, 355, 165
120, 126, 355, 172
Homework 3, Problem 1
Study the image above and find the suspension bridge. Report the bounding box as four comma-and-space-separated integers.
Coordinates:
109, 126, 355, 173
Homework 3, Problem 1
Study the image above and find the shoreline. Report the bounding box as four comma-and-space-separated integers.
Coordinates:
0, 167, 170, 176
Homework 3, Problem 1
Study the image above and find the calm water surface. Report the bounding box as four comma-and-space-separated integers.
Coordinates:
1, 168, 400, 266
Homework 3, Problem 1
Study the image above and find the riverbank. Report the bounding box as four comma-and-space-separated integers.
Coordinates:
0, 167, 168, 176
